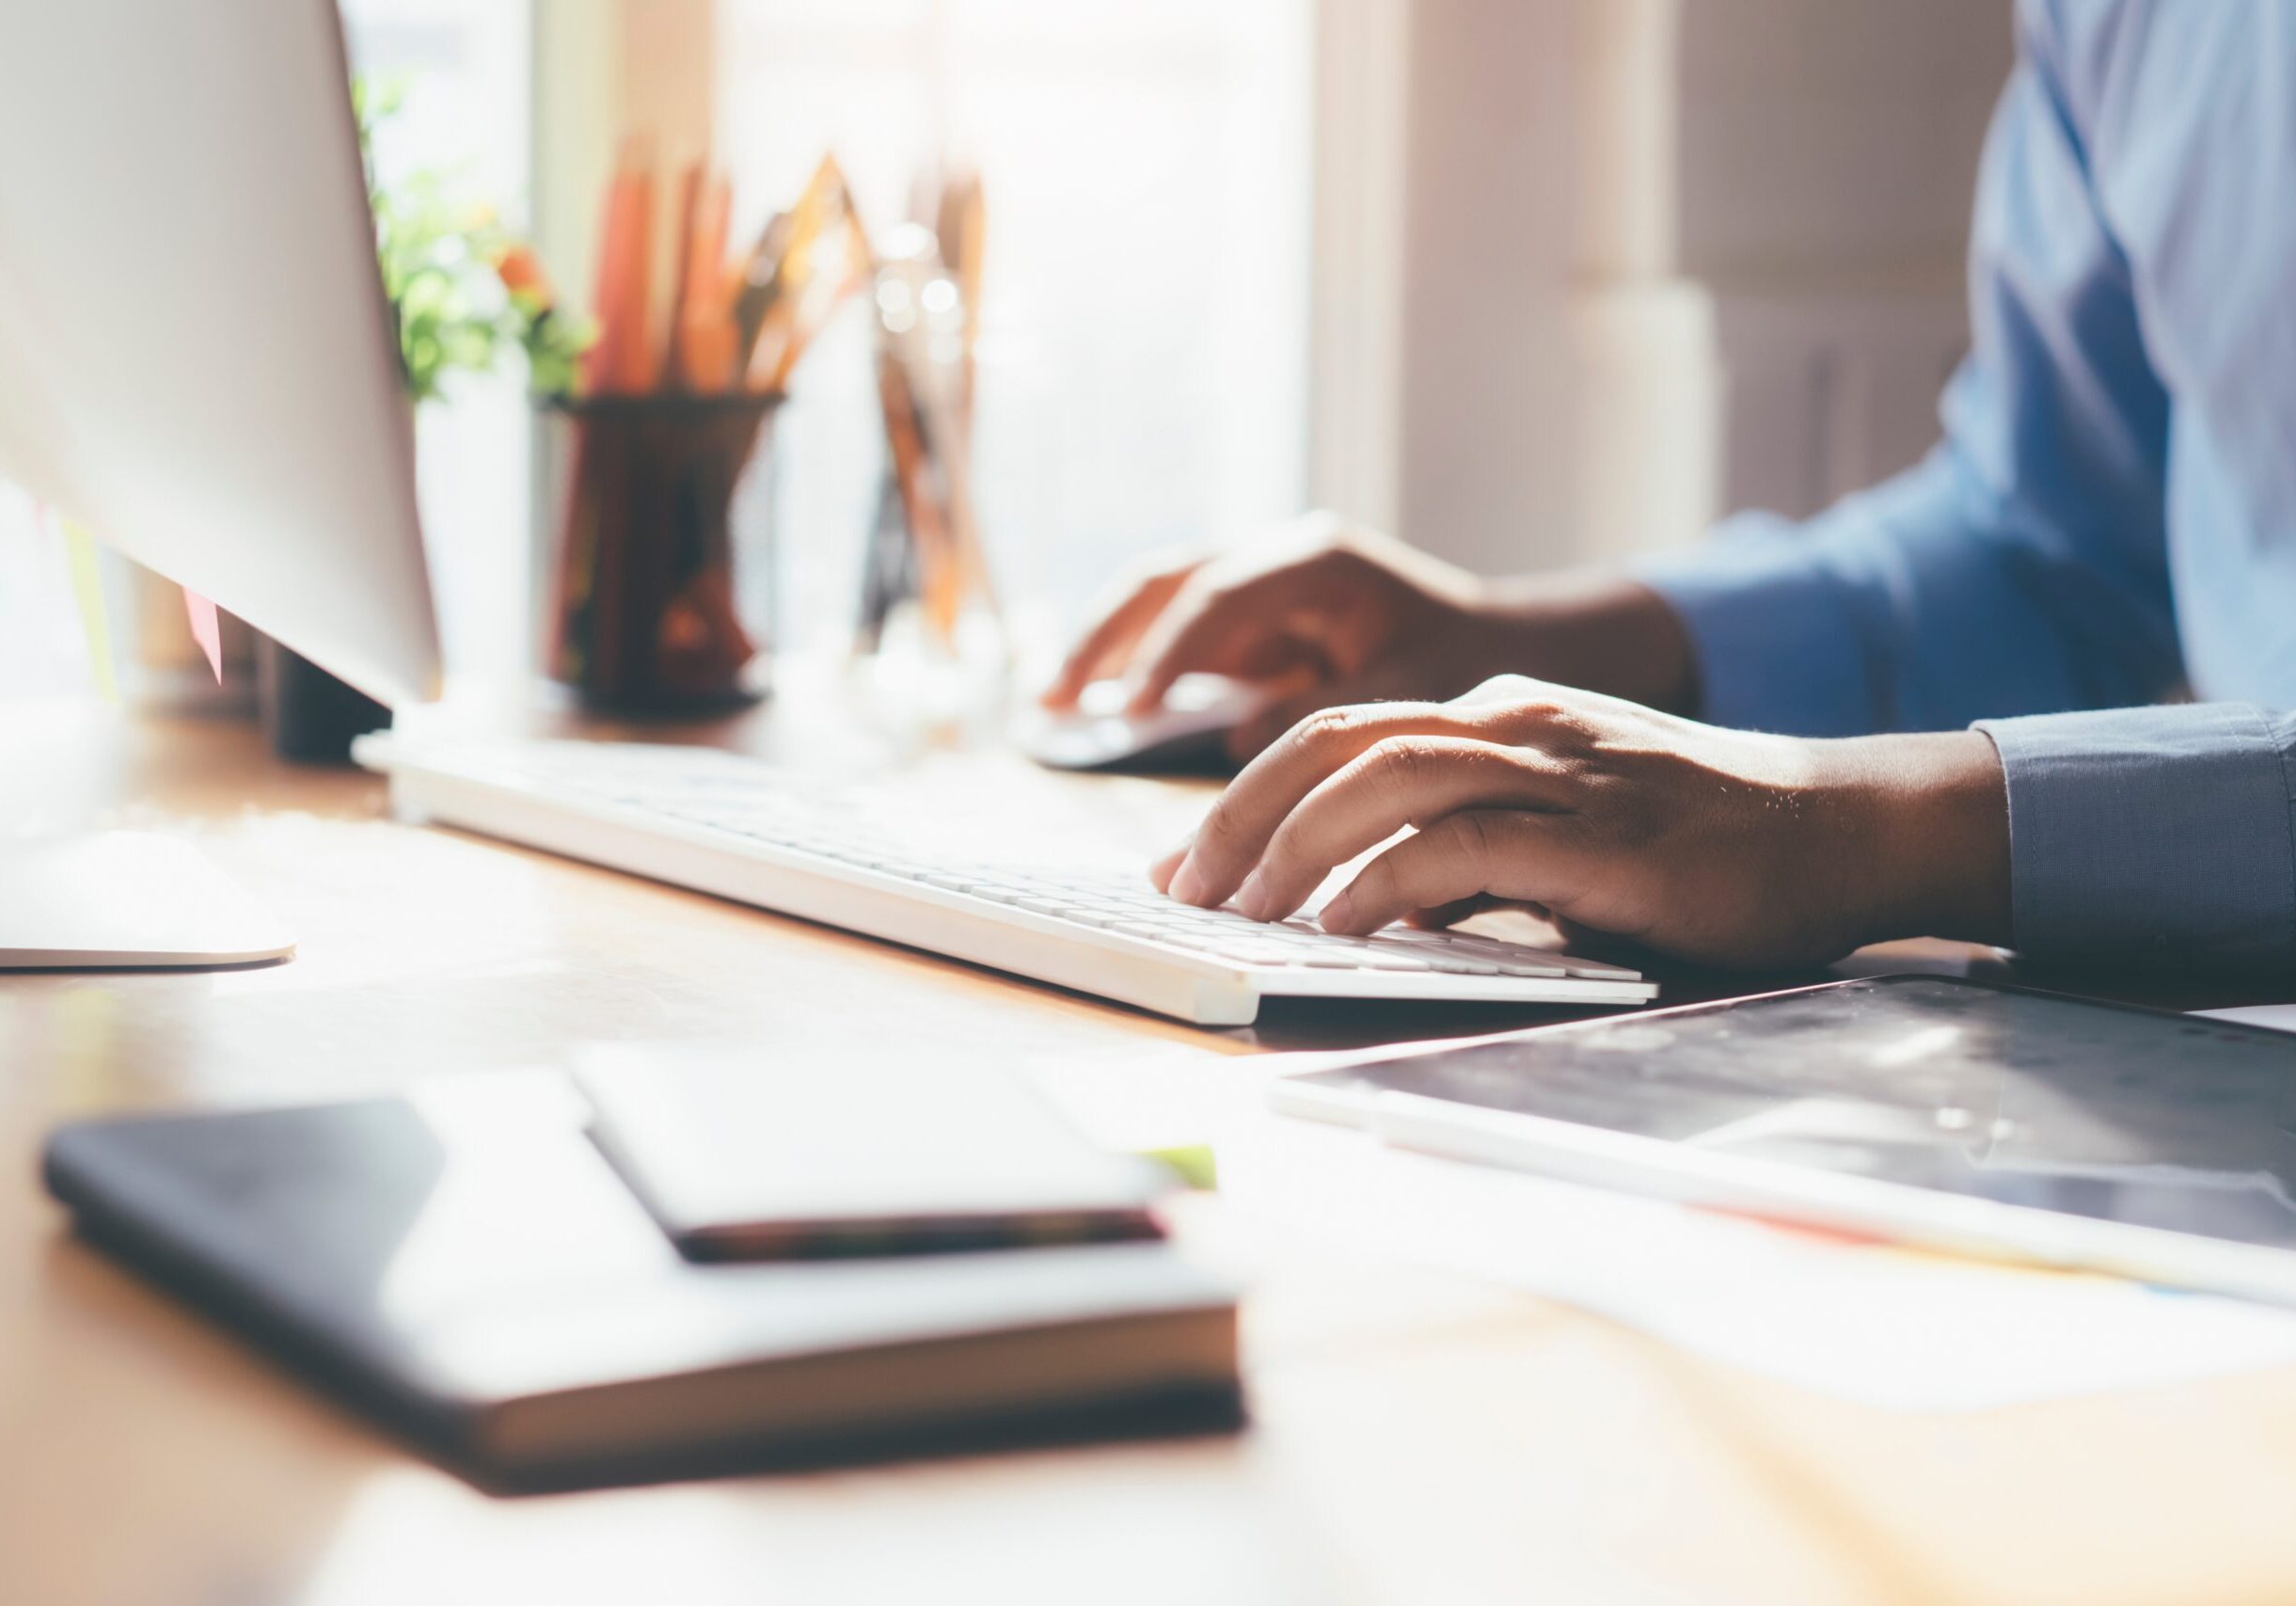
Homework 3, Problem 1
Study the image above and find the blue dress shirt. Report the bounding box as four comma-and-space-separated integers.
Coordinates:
1639, 0, 2296, 973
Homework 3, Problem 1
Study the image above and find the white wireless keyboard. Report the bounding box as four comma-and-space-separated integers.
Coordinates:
355, 737, 1656, 1026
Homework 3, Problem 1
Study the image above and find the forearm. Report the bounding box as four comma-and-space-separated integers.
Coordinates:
1472, 570, 1701, 715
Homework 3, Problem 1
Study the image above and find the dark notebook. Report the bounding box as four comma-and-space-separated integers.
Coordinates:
41, 1071, 1241, 1491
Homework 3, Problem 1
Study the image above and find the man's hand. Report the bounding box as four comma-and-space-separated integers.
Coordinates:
1152, 676, 2012, 969
1040, 514, 1699, 760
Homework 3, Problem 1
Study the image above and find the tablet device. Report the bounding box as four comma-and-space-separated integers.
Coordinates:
1273, 976, 2296, 1305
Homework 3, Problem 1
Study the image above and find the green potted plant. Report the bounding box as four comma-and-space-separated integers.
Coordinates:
261, 75, 589, 760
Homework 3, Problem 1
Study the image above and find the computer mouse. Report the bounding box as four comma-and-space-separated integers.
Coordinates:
1018, 674, 1271, 774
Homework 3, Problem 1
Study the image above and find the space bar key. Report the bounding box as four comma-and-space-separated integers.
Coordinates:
1332, 950, 1433, 971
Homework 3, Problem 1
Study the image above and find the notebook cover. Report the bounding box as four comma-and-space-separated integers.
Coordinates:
41, 1070, 1241, 1491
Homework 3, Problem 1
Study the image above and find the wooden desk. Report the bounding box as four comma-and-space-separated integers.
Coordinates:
8, 703, 2296, 1606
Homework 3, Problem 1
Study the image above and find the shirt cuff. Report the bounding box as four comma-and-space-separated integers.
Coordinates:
1972, 704, 2296, 969
1636, 514, 1880, 736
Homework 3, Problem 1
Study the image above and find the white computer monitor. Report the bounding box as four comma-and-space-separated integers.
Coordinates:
0, 0, 442, 967
0, 0, 439, 705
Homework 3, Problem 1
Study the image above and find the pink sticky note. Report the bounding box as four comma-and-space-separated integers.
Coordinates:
182, 588, 223, 682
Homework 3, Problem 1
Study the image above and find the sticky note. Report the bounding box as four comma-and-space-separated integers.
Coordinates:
58, 516, 117, 703
1137, 1143, 1218, 1192
182, 588, 223, 681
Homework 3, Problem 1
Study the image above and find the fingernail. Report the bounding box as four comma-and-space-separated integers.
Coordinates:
1148, 850, 1184, 893
1167, 859, 1208, 905
1235, 869, 1271, 920
1320, 890, 1357, 931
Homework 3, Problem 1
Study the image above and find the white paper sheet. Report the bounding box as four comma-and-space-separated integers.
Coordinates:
1217, 1105, 2296, 1410
2195, 1003, 2296, 1034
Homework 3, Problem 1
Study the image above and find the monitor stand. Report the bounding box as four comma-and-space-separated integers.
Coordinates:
0, 833, 294, 968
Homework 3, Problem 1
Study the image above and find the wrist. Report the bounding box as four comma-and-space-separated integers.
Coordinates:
1478, 572, 1700, 713
1824, 731, 2013, 948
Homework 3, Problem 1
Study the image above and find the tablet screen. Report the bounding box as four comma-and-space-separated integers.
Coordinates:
1290, 977, 2296, 1250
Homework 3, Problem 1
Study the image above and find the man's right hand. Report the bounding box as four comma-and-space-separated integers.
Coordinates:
1039, 513, 1702, 760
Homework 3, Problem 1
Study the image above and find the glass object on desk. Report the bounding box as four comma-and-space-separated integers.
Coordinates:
543, 393, 784, 714
718, 0, 1311, 629
851, 226, 1009, 739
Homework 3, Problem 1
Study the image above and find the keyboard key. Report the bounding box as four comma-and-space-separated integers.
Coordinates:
1556, 959, 1642, 980
1207, 945, 1296, 966
1341, 951, 1433, 972
1420, 956, 1505, 976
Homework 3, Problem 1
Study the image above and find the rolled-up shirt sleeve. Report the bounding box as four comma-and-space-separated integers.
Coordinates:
1971, 705, 2296, 971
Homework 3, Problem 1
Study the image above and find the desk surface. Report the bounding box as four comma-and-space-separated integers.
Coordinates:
7, 701, 2296, 1606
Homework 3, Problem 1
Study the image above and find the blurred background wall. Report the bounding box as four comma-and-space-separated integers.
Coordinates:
0, 0, 2014, 694
1348, 0, 2011, 572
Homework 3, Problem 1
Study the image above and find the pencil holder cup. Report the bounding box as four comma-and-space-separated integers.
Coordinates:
542, 393, 784, 714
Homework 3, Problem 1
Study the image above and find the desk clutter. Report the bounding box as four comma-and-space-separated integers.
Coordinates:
1251, 977, 2296, 1405
543, 146, 998, 713
41, 1049, 1239, 1492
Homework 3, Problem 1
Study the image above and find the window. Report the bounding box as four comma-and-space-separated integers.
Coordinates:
0, 2, 1310, 695
0, 486, 95, 698
340, 0, 536, 685
0, 2, 540, 698
717, 0, 1312, 653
